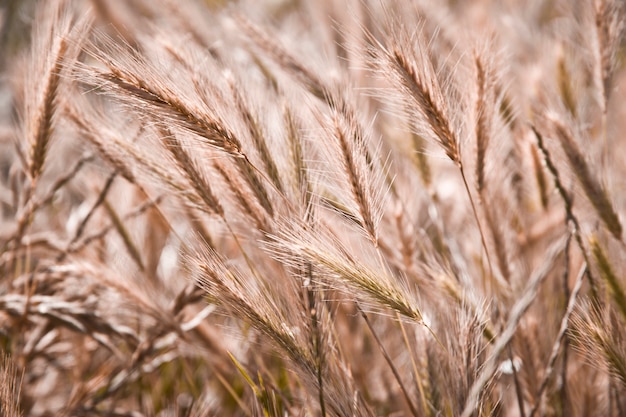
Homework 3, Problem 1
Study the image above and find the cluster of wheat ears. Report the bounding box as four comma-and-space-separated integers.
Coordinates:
0, 0, 625, 415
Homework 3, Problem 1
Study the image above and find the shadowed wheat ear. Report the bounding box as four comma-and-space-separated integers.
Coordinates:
157, 125, 225, 218
548, 115, 623, 241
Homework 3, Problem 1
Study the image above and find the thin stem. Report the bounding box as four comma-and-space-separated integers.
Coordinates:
459, 165, 495, 291
529, 263, 586, 417
358, 305, 419, 417
508, 343, 526, 417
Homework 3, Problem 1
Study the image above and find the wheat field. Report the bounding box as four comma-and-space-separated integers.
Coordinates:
1, 0, 625, 416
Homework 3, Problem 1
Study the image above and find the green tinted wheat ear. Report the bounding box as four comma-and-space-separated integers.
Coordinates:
572, 305, 626, 389
590, 236, 626, 320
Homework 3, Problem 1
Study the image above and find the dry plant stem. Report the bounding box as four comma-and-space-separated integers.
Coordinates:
560, 234, 573, 414
461, 236, 568, 417
214, 369, 254, 417
531, 125, 599, 302
303, 263, 327, 417
30, 154, 94, 212
358, 305, 419, 417
508, 343, 526, 417
613, 381, 626, 417
67, 194, 165, 254
9, 153, 93, 251
459, 166, 496, 288
396, 311, 430, 416
103, 200, 145, 271
529, 262, 587, 417
72, 171, 117, 244
530, 143, 549, 210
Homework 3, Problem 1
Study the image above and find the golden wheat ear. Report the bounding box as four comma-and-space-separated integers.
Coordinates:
23, 0, 90, 184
